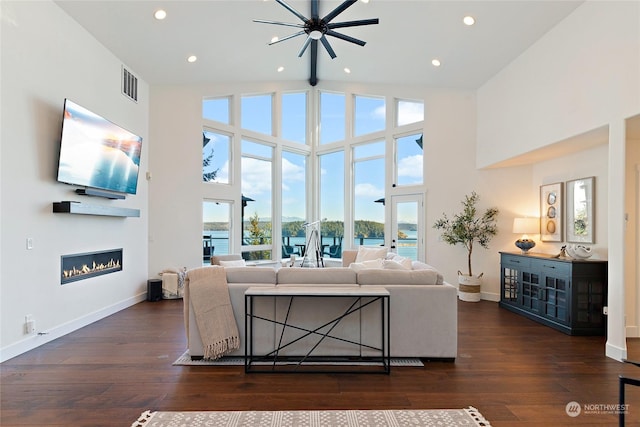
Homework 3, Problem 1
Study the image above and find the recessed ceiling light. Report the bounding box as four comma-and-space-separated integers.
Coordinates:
344, 67, 351, 74
361, 0, 370, 3
277, 66, 284, 72
431, 59, 441, 67
187, 55, 197, 63
154, 9, 167, 20
463, 16, 475, 26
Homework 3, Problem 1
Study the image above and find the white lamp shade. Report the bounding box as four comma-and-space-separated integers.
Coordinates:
513, 217, 539, 235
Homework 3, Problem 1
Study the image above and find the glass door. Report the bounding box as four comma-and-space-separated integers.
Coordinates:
390, 194, 423, 261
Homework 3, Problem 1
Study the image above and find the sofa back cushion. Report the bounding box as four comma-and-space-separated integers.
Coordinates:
277, 267, 357, 286
211, 254, 242, 265
225, 266, 277, 284
357, 268, 443, 286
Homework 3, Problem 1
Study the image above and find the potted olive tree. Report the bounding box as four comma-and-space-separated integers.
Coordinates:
433, 192, 499, 302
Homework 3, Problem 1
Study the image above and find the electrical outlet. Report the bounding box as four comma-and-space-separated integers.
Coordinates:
24, 315, 35, 334
26, 238, 33, 250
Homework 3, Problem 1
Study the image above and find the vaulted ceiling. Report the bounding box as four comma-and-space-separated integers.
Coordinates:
55, 0, 583, 88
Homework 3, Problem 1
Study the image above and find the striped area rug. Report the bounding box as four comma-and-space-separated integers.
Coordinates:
133, 408, 491, 427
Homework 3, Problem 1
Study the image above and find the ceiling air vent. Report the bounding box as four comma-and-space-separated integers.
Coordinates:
122, 66, 138, 103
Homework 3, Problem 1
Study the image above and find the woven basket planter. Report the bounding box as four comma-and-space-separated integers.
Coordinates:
458, 272, 483, 302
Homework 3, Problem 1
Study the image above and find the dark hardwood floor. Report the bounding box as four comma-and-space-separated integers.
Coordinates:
2, 298, 640, 426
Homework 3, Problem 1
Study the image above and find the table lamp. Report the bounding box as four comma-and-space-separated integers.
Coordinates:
513, 217, 538, 254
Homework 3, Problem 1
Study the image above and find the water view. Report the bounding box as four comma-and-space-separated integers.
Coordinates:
203, 230, 418, 262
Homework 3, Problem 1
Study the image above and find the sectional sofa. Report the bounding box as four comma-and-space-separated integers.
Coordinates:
184, 250, 457, 360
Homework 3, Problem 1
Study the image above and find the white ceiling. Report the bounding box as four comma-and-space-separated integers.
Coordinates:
55, 0, 584, 88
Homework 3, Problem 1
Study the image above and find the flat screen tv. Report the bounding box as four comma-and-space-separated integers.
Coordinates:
57, 99, 142, 195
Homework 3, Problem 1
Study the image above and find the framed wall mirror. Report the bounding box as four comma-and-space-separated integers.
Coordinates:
566, 176, 595, 243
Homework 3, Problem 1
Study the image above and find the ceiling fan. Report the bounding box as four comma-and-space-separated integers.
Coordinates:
254, 0, 379, 86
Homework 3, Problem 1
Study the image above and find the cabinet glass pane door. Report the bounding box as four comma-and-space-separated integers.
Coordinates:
543, 276, 568, 324
521, 272, 540, 312
502, 267, 519, 301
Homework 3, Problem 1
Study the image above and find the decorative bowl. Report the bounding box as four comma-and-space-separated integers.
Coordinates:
566, 244, 593, 259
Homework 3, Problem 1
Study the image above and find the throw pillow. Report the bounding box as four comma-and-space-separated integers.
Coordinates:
382, 259, 411, 270
389, 255, 413, 269
355, 246, 388, 263
219, 259, 246, 267
349, 258, 384, 272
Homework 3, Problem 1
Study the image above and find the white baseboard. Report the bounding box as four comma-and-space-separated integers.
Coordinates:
0, 293, 146, 363
606, 340, 628, 362
481, 291, 500, 302
627, 326, 640, 338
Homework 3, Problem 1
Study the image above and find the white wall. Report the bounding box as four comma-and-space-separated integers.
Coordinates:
476, 0, 640, 361
477, 1, 640, 169
0, 1, 150, 362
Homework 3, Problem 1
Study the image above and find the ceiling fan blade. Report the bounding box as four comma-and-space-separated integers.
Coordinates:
275, 0, 309, 23
328, 18, 379, 29
323, 0, 357, 23
253, 19, 305, 29
325, 29, 366, 46
298, 36, 313, 57
269, 30, 306, 45
311, 0, 319, 20
320, 36, 337, 59
310, 40, 318, 86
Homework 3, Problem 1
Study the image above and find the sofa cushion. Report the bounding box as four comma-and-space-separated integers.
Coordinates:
411, 261, 444, 285
354, 246, 388, 263
211, 254, 242, 265
357, 268, 443, 286
225, 266, 277, 284
219, 259, 246, 267
277, 267, 357, 285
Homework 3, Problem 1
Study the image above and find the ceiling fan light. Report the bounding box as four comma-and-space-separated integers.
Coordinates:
309, 30, 323, 40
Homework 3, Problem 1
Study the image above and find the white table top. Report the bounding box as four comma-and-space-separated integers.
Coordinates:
245, 285, 389, 297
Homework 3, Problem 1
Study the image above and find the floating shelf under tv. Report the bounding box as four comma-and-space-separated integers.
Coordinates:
53, 201, 140, 218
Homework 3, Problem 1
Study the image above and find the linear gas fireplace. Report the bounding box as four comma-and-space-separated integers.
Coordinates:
61, 248, 122, 284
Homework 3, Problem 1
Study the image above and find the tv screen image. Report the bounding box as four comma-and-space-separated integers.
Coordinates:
57, 99, 142, 195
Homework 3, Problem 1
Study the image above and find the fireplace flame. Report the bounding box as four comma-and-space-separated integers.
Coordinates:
62, 258, 121, 280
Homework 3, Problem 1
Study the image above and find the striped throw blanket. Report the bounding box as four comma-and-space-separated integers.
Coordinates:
186, 267, 239, 360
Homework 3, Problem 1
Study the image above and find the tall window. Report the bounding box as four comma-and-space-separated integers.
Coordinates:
201, 88, 425, 263
281, 150, 307, 258
202, 129, 230, 184
203, 200, 232, 265
282, 92, 307, 144
319, 151, 344, 252
395, 133, 424, 187
241, 140, 273, 260
353, 141, 385, 247
354, 95, 385, 137
319, 92, 345, 144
